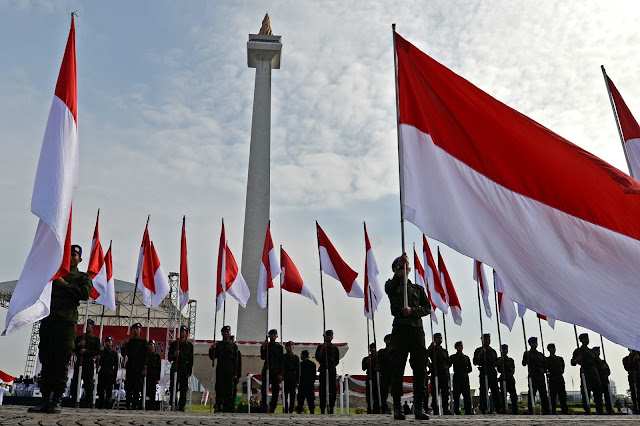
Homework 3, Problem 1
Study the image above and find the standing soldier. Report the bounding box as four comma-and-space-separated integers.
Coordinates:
622, 349, 638, 414
209, 326, 239, 412
29, 245, 93, 414
361, 342, 380, 414
546, 343, 568, 415
497, 344, 517, 414
261, 329, 283, 413
144, 340, 161, 410
96, 336, 118, 409
296, 350, 316, 414
450, 341, 472, 415
121, 322, 147, 410
230, 335, 242, 405
70, 318, 100, 407
169, 325, 194, 412
385, 254, 430, 421
593, 347, 613, 415
378, 334, 392, 414
473, 333, 502, 414
428, 332, 451, 415
522, 337, 549, 414
571, 333, 603, 415
283, 341, 300, 414
316, 330, 340, 414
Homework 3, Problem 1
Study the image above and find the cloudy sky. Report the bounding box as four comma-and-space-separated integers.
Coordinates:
2, 0, 640, 396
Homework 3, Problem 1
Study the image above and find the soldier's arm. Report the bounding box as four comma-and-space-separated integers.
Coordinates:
63, 272, 93, 301
522, 351, 528, 367
260, 343, 267, 360
570, 349, 579, 366
466, 356, 473, 373
385, 276, 403, 318
472, 348, 481, 366
168, 341, 176, 361
411, 286, 431, 318
333, 347, 340, 367
315, 345, 324, 362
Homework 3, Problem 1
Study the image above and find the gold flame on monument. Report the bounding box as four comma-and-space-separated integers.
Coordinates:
258, 13, 273, 35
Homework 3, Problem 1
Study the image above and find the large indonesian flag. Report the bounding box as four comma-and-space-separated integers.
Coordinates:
423, 235, 447, 313
135, 223, 170, 308
280, 247, 318, 304
4, 16, 78, 335
395, 32, 640, 349
257, 223, 279, 309
437, 249, 462, 325
215, 221, 226, 312
179, 216, 189, 310
473, 260, 492, 318
606, 75, 640, 178
494, 271, 516, 331
363, 224, 384, 319
316, 223, 363, 298
414, 248, 437, 324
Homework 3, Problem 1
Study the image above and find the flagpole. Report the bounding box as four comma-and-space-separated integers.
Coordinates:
316, 221, 330, 411
573, 325, 591, 410
537, 317, 552, 413
209, 298, 217, 413
172, 273, 180, 412
371, 295, 383, 414
492, 271, 508, 413
521, 317, 534, 414
141, 307, 151, 411
601, 65, 634, 176
92, 304, 105, 409
366, 311, 373, 413
600, 334, 607, 362
475, 274, 489, 413
392, 23, 408, 309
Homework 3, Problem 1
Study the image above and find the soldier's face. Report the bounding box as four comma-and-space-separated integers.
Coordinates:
286, 345, 293, 354
325, 334, 333, 343
456, 344, 463, 353
70, 252, 81, 268
132, 327, 141, 337
269, 333, 277, 342
581, 337, 589, 346
501, 347, 508, 356
549, 346, 556, 355
105, 340, 113, 350
222, 330, 230, 340
86, 323, 93, 334
148, 344, 155, 353
530, 341, 538, 350
483, 336, 491, 346
180, 329, 188, 340
435, 336, 443, 345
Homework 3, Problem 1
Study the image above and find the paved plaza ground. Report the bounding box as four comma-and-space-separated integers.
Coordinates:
0, 405, 638, 425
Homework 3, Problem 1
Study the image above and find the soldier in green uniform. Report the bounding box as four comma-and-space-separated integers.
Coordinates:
96, 336, 118, 409
144, 340, 162, 410
168, 324, 194, 412
522, 337, 549, 414
29, 244, 93, 414
315, 329, 339, 414
473, 333, 502, 414
497, 344, 517, 414
546, 343, 568, 415
261, 328, 283, 413
622, 349, 639, 414
378, 334, 392, 414
70, 318, 101, 407
428, 332, 451, 415
121, 322, 146, 410
450, 341, 472, 415
283, 341, 300, 414
593, 347, 612, 415
362, 342, 380, 414
571, 333, 603, 414
209, 326, 239, 412
385, 254, 430, 421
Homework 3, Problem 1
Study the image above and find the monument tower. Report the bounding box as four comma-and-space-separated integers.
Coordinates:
237, 14, 282, 341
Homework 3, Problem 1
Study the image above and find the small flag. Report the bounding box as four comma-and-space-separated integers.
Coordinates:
179, 216, 189, 310
423, 235, 447, 313
438, 248, 462, 325
316, 222, 363, 298
363, 225, 384, 319
281, 247, 317, 304
473, 260, 492, 318
494, 271, 516, 331
414, 248, 437, 324
257, 223, 279, 309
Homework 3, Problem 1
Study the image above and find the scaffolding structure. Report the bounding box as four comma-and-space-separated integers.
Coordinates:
24, 321, 40, 378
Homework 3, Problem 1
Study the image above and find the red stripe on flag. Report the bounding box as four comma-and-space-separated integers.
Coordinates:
54, 15, 77, 124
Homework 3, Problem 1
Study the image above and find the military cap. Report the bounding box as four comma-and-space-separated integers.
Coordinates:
578, 333, 589, 341
71, 244, 82, 257
528, 336, 537, 343
482, 333, 491, 338
268, 328, 278, 335
324, 329, 334, 336
501, 344, 508, 350
148, 340, 156, 345
433, 332, 442, 338
104, 336, 114, 342
87, 319, 95, 325
301, 350, 310, 357
132, 322, 142, 328
221, 325, 231, 333
547, 343, 555, 350
180, 324, 189, 332
392, 256, 407, 271
454, 341, 463, 348
285, 341, 294, 347
384, 334, 392, 341
593, 346, 600, 351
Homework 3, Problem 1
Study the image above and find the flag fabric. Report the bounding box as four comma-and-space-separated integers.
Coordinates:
316, 223, 364, 298
494, 271, 516, 331
4, 17, 78, 335
423, 235, 447, 313
395, 32, 640, 350
414, 248, 437, 324
257, 224, 279, 309
363, 226, 384, 319
87, 213, 105, 297
149, 242, 170, 307
473, 260, 492, 318
281, 247, 318, 304
135, 223, 153, 307
606, 75, 640, 178
537, 313, 556, 329
517, 303, 527, 319
179, 217, 189, 310
437, 249, 462, 325
102, 243, 116, 311
224, 244, 250, 308
215, 221, 226, 312
0, 369, 15, 383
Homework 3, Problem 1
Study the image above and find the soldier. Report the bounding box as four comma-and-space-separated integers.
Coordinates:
29, 244, 93, 414
283, 341, 300, 414
261, 328, 283, 413
144, 340, 161, 410
121, 322, 147, 410
70, 318, 101, 407
209, 325, 239, 412
497, 344, 517, 414
571, 333, 603, 414
296, 350, 316, 414
522, 337, 549, 414
473, 333, 502, 414
428, 332, 451, 415
230, 335, 241, 406
593, 347, 613, 415
378, 334, 392, 414
622, 349, 638, 413
385, 254, 430, 421
546, 343, 568, 415
96, 336, 118, 409
168, 324, 194, 412
316, 329, 340, 414
450, 341, 472, 415
361, 342, 380, 414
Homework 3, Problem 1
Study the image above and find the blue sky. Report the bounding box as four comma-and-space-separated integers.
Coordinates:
1, 0, 640, 395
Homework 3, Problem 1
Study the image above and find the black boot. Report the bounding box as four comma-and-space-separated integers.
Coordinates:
48, 392, 63, 414
414, 397, 429, 420
28, 390, 52, 413
393, 395, 405, 420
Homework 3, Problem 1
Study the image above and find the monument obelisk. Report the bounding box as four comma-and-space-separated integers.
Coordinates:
238, 14, 282, 341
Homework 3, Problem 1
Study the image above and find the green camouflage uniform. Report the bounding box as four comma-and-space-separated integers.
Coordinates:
70, 332, 100, 404
121, 336, 147, 409
96, 347, 119, 409
169, 339, 194, 411
209, 340, 239, 412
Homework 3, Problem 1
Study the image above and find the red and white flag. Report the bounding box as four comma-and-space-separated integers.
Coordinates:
87, 211, 105, 300
225, 243, 250, 308
537, 313, 556, 329
135, 223, 169, 308
280, 247, 317, 304
414, 248, 437, 324
606, 75, 640, 179
215, 221, 226, 312
494, 271, 516, 331
395, 32, 640, 349
473, 260, 492, 318
423, 235, 447, 314
316, 223, 363, 298
257, 223, 279, 309
363, 225, 384, 319
179, 216, 189, 310
4, 17, 78, 335
437, 249, 462, 325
